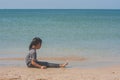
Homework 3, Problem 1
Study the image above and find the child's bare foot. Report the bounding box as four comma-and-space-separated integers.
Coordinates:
59, 62, 68, 68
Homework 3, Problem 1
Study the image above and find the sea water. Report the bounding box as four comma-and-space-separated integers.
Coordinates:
0, 9, 120, 67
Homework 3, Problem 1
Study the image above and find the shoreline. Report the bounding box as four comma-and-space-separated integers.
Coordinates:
0, 56, 120, 69
0, 56, 86, 61
0, 65, 120, 80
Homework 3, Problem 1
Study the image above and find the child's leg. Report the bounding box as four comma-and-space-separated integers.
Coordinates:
36, 61, 68, 68
47, 62, 68, 68
36, 61, 60, 68
47, 62, 60, 68
36, 61, 48, 67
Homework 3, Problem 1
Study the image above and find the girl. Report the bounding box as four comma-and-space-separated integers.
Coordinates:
25, 37, 68, 69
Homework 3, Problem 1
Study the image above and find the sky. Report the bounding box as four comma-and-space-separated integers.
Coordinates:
0, 0, 120, 9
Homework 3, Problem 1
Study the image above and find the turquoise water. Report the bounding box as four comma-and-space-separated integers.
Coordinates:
0, 9, 120, 67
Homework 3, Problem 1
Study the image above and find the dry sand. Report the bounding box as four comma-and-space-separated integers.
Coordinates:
0, 65, 120, 80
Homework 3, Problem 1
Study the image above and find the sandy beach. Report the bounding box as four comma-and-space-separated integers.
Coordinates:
0, 56, 120, 80
0, 65, 120, 80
